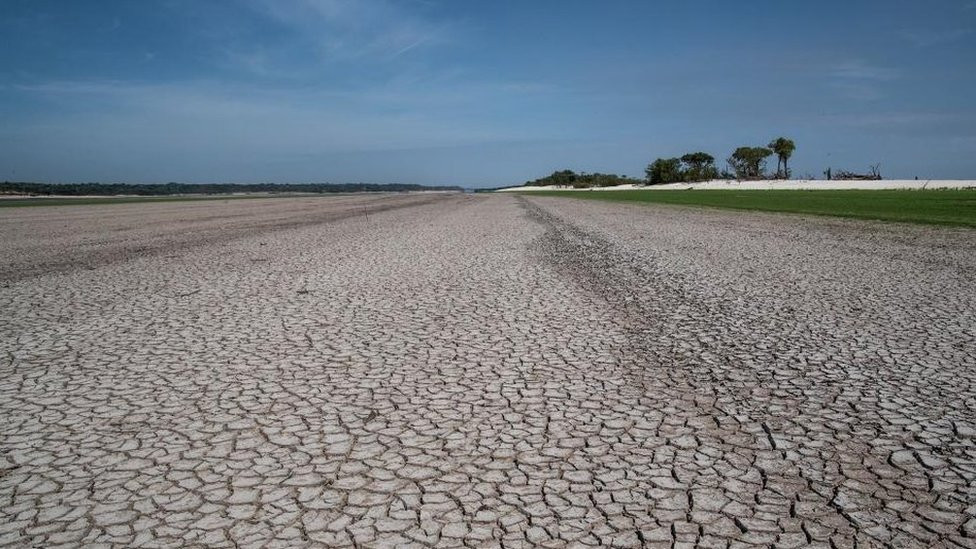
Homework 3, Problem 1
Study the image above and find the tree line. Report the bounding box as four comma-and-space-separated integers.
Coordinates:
522, 170, 644, 188
647, 137, 796, 184
0, 181, 463, 196
523, 137, 798, 188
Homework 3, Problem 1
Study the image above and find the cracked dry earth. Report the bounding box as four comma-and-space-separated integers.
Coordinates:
1, 194, 975, 548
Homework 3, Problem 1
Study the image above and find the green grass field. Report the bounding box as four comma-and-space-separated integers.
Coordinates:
518, 189, 976, 227
0, 193, 328, 208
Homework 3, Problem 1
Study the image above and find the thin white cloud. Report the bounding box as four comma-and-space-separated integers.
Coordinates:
247, 0, 450, 64
830, 60, 901, 81
8, 76, 555, 156
387, 29, 441, 59
816, 111, 964, 128
828, 60, 901, 101
219, 46, 277, 77
901, 28, 972, 47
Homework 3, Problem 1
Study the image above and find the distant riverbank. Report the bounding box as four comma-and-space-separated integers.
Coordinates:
498, 179, 976, 192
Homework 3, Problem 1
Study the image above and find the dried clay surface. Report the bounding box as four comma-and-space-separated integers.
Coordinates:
1, 193, 974, 548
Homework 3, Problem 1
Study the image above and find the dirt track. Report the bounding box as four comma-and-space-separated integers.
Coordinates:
1, 194, 974, 547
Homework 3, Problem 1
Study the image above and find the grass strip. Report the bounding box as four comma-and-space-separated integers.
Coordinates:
517, 189, 976, 227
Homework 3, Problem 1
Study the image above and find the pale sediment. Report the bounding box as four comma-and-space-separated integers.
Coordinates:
1, 194, 974, 547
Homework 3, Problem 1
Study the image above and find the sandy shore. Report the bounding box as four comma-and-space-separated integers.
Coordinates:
499, 179, 976, 191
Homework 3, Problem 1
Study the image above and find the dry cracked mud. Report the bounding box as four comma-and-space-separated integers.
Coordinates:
1, 193, 974, 548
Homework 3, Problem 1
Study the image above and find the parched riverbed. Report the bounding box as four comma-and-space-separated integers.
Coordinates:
1, 193, 974, 548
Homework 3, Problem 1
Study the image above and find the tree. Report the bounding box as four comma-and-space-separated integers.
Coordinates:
645, 158, 683, 185
679, 152, 719, 182
549, 170, 578, 186
727, 147, 773, 180
768, 137, 796, 179
524, 170, 577, 187
522, 170, 643, 188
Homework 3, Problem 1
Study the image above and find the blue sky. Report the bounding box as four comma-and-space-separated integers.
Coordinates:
2, 0, 975, 186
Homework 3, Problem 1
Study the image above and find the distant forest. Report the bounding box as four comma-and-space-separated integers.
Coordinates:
522, 170, 644, 189
0, 181, 462, 196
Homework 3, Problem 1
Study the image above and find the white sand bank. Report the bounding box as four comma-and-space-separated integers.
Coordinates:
497, 180, 976, 192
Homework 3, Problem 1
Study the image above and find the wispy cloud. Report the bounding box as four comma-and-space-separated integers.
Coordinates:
246, 0, 451, 65
901, 28, 972, 47
7, 75, 553, 153
219, 46, 279, 78
816, 111, 962, 129
828, 60, 901, 100
830, 60, 901, 81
